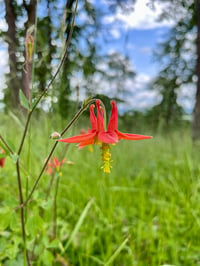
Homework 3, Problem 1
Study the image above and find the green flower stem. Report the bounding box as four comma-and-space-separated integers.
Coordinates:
16, 161, 30, 266
45, 173, 55, 201
3, 1, 79, 265
16, 0, 79, 210
0, 136, 30, 265
24, 99, 96, 206
52, 174, 60, 239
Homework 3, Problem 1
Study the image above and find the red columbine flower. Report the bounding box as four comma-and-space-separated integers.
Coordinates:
46, 157, 65, 175
58, 100, 152, 173
0, 148, 6, 168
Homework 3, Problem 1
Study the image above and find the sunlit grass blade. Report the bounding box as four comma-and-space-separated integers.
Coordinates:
9, 111, 24, 129
85, 255, 104, 265
63, 198, 94, 251
104, 236, 129, 266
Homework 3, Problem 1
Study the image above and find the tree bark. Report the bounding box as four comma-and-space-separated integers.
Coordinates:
192, 0, 200, 141
4, 0, 20, 109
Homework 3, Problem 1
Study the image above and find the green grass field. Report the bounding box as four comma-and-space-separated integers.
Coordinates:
1, 114, 200, 265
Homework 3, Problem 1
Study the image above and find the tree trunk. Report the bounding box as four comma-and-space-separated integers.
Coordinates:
4, 0, 20, 109
192, 0, 200, 141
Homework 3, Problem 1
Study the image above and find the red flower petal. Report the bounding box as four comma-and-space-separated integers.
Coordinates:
78, 138, 94, 149
98, 130, 118, 144
107, 100, 118, 131
96, 100, 105, 132
90, 104, 97, 130
116, 131, 152, 140
58, 131, 97, 143
0, 158, 5, 168
53, 157, 59, 166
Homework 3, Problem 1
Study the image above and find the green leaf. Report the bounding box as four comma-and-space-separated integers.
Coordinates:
26, 213, 44, 236
4, 237, 21, 260
10, 211, 21, 232
46, 239, 60, 249
40, 249, 54, 265
0, 153, 6, 159
19, 89, 30, 110
0, 208, 12, 231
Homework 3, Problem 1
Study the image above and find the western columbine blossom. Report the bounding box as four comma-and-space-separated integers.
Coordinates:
0, 148, 6, 168
46, 157, 65, 175
58, 100, 152, 173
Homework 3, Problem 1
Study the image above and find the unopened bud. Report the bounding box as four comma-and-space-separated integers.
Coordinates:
83, 95, 93, 108
67, 160, 75, 165
50, 132, 61, 139
26, 35, 34, 62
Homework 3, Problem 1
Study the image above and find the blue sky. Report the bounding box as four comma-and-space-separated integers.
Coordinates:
90, 0, 195, 113
0, 0, 196, 112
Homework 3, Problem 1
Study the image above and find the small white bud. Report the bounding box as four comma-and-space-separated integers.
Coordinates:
50, 132, 61, 139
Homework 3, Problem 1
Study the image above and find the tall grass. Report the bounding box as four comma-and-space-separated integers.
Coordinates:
1, 113, 200, 265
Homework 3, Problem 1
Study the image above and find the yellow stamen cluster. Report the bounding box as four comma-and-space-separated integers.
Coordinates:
101, 143, 112, 173
88, 145, 93, 153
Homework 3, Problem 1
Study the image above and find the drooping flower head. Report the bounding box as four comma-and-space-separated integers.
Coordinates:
58, 100, 152, 173
0, 147, 6, 168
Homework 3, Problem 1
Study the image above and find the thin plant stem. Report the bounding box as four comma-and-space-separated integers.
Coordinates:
15, 4, 79, 258
16, 124, 31, 266
47, 0, 79, 90
30, 0, 38, 98
16, 31, 32, 264
45, 173, 55, 201
17, 0, 79, 158
60, 85, 80, 159
0, 135, 37, 182
16, 161, 31, 266
2, 2, 79, 265
25, 32, 31, 104
52, 174, 60, 239
30, 235, 38, 262
24, 98, 95, 206
0, 135, 14, 154
24, 141, 57, 206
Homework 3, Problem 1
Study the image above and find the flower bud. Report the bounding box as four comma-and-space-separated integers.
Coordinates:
50, 132, 61, 139
26, 35, 34, 62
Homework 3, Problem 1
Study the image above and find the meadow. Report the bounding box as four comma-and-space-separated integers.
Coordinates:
1, 112, 200, 265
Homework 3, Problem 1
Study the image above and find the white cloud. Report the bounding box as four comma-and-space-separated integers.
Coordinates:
0, 19, 7, 31
123, 73, 161, 110
139, 46, 152, 55
103, 0, 175, 30
126, 90, 161, 110
177, 83, 195, 113
0, 46, 8, 96
71, 70, 195, 113
0, 48, 8, 69
129, 73, 151, 92
109, 28, 121, 39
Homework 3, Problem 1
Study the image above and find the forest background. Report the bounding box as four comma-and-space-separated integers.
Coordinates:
0, 0, 200, 137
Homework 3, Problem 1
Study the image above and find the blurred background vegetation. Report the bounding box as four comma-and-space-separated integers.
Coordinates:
0, 0, 200, 136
